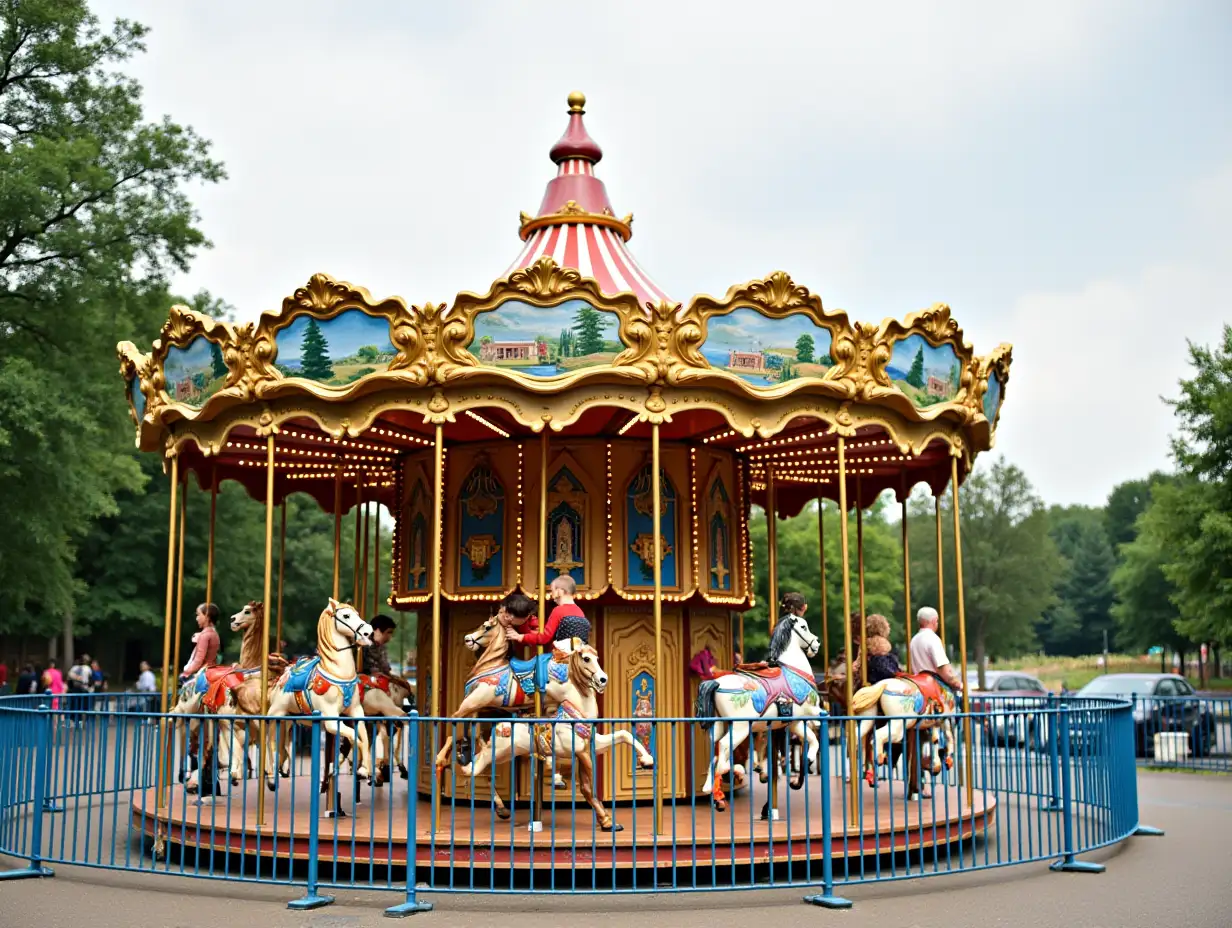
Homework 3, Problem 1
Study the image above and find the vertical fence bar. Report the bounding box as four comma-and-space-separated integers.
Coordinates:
289, 712, 333, 909
1043, 694, 1062, 812
0, 705, 55, 880
387, 711, 432, 916
804, 714, 850, 908
1049, 704, 1104, 874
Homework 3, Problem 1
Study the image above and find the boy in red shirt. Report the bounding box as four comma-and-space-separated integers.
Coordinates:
507, 575, 590, 649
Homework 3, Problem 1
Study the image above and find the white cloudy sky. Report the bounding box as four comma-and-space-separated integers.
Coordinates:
95, 1, 1229, 506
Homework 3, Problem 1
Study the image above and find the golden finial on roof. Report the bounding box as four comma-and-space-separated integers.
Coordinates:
567, 91, 586, 114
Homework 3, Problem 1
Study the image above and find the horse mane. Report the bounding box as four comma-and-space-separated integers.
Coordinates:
767, 615, 796, 662
566, 646, 590, 691
237, 601, 266, 669
469, 621, 509, 679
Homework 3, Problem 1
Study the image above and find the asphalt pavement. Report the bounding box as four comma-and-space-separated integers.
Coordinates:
1, 770, 1228, 928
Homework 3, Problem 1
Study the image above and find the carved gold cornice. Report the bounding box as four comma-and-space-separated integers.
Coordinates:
519, 201, 633, 241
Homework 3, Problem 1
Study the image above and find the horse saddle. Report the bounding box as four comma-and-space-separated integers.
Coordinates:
733, 661, 778, 678
897, 671, 947, 712
283, 656, 321, 694
509, 653, 568, 697
202, 666, 257, 712
358, 673, 391, 697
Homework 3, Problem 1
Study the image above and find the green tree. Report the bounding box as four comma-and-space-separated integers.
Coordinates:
1105, 474, 1169, 553
210, 342, 227, 380
906, 458, 1059, 683
356, 344, 381, 363
299, 318, 334, 381
0, 2, 222, 632
795, 333, 815, 364
1038, 506, 1116, 655
906, 346, 925, 388
573, 305, 609, 355
1111, 496, 1188, 660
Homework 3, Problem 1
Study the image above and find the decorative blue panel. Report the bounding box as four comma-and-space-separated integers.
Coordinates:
275, 310, 395, 384
983, 373, 1003, 426
129, 378, 146, 421
888, 334, 961, 408
458, 458, 505, 588
544, 467, 586, 587
165, 336, 225, 407
631, 671, 656, 758
625, 463, 678, 587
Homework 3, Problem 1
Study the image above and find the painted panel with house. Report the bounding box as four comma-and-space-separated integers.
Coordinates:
275, 310, 396, 385
467, 299, 622, 377
887, 334, 962, 407
164, 336, 227, 407
699, 309, 834, 386
983, 373, 1003, 425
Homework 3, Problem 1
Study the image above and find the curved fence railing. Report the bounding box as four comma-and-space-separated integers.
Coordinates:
0, 693, 1156, 912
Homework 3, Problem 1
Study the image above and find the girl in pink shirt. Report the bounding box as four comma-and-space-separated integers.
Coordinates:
41, 659, 65, 710
182, 603, 222, 681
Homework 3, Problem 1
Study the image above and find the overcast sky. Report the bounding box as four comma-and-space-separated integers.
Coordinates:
95, 1, 1229, 506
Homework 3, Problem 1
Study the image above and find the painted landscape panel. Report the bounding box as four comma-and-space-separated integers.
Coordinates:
164, 336, 225, 407
887, 334, 962, 407
699, 309, 834, 386
466, 299, 622, 376
275, 310, 396, 385
129, 377, 146, 421
983, 373, 1003, 425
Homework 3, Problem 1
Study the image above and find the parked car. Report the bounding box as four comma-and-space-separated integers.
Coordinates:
967, 671, 1050, 748
1075, 673, 1217, 757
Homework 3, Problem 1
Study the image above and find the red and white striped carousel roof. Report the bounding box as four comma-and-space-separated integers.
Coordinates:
503, 92, 671, 309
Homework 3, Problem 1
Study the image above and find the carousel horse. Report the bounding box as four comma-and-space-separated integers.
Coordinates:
263, 599, 375, 793
320, 672, 414, 792
849, 671, 959, 788
458, 639, 655, 832
696, 613, 824, 812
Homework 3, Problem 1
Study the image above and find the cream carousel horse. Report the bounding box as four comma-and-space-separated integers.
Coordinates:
263, 599, 374, 791
696, 613, 824, 811
849, 672, 958, 788
319, 672, 415, 792
459, 640, 655, 832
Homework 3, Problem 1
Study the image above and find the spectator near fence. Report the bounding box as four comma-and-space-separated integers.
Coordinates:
134, 661, 158, 721
0, 660, 8, 695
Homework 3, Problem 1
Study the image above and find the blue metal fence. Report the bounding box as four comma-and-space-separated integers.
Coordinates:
0, 693, 1162, 913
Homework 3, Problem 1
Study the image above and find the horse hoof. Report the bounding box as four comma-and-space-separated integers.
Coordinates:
714, 799, 727, 813
600, 822, 624, 833
790, 776, 804, 791
496, 808, 511, 821
266, 781, 277, 792
638, 758, 655, 769
398, 766, 408, 780
732, 764, 746, 778
230, 776, 240, 787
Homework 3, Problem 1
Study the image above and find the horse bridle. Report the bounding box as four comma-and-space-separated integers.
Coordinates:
793, 617, 821, 658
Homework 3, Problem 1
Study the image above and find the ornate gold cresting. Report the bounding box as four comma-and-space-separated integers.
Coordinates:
519, 202, 634, 242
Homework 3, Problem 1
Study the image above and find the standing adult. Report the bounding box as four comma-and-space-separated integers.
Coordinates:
41, 659, 65, 711
181, 603, 221, 682
68, 654, 93, 724
135, 661, 158, 721
17, 663, 39, 696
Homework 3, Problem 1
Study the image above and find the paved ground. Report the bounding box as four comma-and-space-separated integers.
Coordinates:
2, 771, 1229, 928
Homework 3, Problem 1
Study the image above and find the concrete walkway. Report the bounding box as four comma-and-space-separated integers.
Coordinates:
2, 771, 1228, 928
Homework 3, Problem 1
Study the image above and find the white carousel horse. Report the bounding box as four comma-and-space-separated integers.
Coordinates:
320, 672, 414, 792
263, 599, 374, 791
849, 673, 959, 788
696, 613, 824, 811
458, 640, 655, 832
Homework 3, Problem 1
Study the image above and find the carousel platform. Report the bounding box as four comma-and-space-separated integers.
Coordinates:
131, 774, 996, 872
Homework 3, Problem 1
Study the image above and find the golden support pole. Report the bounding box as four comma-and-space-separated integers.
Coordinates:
651, 424, 665, 834
332, 468, 343, 599
856, 478, 866, 685
837, 440, 858, 815
935, 495, 946, 647
372, 502, 382, 615
157, 456, 180, 810
276, 500, 287, 650
360, 497, 371, 615
766, 466, 779, 818
353, 474, 364, 605
171, 479, 187, 681
431, 425, 444, 824
206, 467, 217, 603
257, 436, 275, 825
818, 493, 828, 672
951, 457, 973, 804
532, 426, 549, 825
902, 493, 912, 673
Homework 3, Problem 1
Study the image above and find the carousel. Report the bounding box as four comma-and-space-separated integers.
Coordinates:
118, 91, 1010, 877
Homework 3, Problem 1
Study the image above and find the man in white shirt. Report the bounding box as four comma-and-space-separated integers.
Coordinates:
908, 607, 963, 692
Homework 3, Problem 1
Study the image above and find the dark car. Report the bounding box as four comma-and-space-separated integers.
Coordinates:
967, 671, 1050, 747
1075, 673, 1217, 757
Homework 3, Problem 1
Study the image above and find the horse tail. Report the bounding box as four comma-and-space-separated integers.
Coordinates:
695, 679, 720, 729
850, 680, 890, 715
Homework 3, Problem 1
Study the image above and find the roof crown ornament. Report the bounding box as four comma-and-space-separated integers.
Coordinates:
550, 91, 603, 165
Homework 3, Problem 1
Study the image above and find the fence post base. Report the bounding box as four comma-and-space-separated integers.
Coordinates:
803, 893, 852, 909
41, 800, 64, 813
1133, 825, 1165, 837
1049, 859, 1106, 874
287, 893, 335, 911
0, 866, 54, 881
384, 897, 433, 918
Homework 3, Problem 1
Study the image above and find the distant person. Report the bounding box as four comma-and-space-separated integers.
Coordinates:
68, 655, 93, 724
507, 576, 590, 649
864, 615, 901, 684
41, 659, 65, 711
908, 607, 963, 692
91, 659, 107, 692
362, 615, 397, 677
17, 663, 39, 696
181, 603, 221, 682
135, 661, 158, 719
0, 659, 8, 695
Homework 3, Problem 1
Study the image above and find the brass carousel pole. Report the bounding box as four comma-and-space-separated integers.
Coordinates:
766, 465, 779, 818
372, 502, 382, 616
935, 494, 946, 648
818, 493, 828, 673
836, 440, 858, 815
171, 476, 188, 686
431, 425, 444, 827
353, 473, 364, 605
332, 467, 343, 599
256, 436, 275, 825
902, 483, 912, 673
651, 424, 666, 834
532, 426, 549, 829
156, 456, 180, 810
951, 457, 973, 804
856, 476, 866, 685
206, 466, 217, 603
360, 495, 371, 615
276, 500, 287, 651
